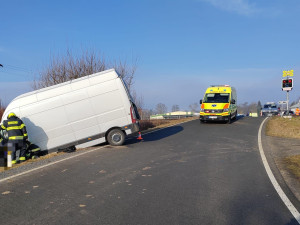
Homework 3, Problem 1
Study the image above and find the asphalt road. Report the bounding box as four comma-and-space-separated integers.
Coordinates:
0, 117, 299, 225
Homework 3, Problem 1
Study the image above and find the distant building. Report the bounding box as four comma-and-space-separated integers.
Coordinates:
290, 102, 300, 113
150, 111, 195, 120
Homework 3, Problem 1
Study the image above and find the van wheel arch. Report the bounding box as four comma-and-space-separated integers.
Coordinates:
106, 127, 126, 146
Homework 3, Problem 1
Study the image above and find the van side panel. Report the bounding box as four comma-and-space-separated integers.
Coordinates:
21, 94, 75, 150
2, 69, 136, 151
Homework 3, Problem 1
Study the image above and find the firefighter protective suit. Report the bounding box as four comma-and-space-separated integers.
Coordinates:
0, 113, 28, 164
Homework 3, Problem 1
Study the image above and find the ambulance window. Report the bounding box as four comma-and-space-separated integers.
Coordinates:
204, 93, 229, 103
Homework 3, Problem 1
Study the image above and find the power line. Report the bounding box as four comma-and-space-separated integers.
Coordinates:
0, 64, 31, 72
6, 64, 31, 73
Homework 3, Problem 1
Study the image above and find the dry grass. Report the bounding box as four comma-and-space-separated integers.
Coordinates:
266, 116, 300, 139
284, 155, 300, 180
266, 117, 300, 181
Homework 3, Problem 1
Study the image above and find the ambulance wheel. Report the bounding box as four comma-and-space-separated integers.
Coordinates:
107, 129, 125, 146
227, 114, 232, 124
233, 111, 237, 120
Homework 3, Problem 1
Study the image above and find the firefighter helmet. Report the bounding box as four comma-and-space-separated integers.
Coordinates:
7, 112, 17, 119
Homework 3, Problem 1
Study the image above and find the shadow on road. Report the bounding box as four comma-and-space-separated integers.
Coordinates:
201, 115, 245, 124
235, 115, 245, 121
126, 125, 184, 144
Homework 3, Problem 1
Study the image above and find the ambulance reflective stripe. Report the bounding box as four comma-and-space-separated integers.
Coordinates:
1, 124, 6, 129
223, 104, 229, 109
221, 112, 228, 115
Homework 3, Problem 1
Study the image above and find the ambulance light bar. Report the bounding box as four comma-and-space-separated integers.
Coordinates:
210, 85, 230, 87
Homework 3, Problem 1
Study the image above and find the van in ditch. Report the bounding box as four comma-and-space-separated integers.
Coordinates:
1, 69, 140, 152
199, 85, 237, 123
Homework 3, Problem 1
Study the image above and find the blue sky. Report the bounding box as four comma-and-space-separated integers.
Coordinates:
1, 0, 300, 110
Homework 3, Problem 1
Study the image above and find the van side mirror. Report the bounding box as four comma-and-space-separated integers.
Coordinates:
231, 99, 236, 104
200, 100, 203, 104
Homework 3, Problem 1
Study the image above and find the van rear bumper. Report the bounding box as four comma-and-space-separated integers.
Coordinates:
200, 115, 229, 121
123, 122, 140, 135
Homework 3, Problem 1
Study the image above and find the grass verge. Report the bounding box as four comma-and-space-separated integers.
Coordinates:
284, 155, 300, 180
266, 116, 300, 139
266, 116, 300, 181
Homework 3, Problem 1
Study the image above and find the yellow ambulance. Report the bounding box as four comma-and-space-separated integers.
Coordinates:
199, 85, 237, 123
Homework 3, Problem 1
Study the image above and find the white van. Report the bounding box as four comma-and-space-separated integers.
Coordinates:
1, 69, 140, 151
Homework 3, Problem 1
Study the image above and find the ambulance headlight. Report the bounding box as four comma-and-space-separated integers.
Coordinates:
223, 108, 229, 112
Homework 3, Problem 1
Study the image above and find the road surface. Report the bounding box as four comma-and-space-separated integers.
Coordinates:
0, 117, 299, 224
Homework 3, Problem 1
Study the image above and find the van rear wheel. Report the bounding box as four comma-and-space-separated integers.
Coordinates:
107, 129, 125, 146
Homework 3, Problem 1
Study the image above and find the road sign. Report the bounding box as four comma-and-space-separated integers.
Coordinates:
282, 87, 292, 91
278, 101, 287, 104
283, 70, 294, 77
282, 78, 293, 91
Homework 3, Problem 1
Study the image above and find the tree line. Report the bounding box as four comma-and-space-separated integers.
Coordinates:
1, 48, 300, 121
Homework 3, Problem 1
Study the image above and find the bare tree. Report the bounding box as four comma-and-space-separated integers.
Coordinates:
238, 102, 258, 115
112, 59, 137, 92
131, 90, 147, 119
155, 103, 168, 115
0, 98, 6, 121
189, 103, 199, 112
32, 49, 138, 93
171, 104, 180, 112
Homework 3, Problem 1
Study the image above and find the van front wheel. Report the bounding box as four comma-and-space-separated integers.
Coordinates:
107, 129, 125, 146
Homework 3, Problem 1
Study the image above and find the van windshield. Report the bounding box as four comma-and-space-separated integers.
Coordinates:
264, 104, 277, 109
204, 93, 230, 103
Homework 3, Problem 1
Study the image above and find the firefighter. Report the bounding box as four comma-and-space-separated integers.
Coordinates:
296, 107, 300, 116
25, 140, 41, 160
0, 112, 28, 164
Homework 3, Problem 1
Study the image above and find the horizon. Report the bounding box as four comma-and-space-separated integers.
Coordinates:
1, 0, 300, 110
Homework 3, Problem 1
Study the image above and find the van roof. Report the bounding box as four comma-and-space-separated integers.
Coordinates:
205, 86, 234, 94
13, 69, 117, 101
210, 85, 231, 87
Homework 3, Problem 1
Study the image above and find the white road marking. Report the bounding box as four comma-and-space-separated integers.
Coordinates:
258, 118, 300, 223
0, 146, 106, 184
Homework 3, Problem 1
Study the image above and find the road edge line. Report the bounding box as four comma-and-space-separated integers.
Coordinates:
0, 146, 106, 184
258, 117, 300, 223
